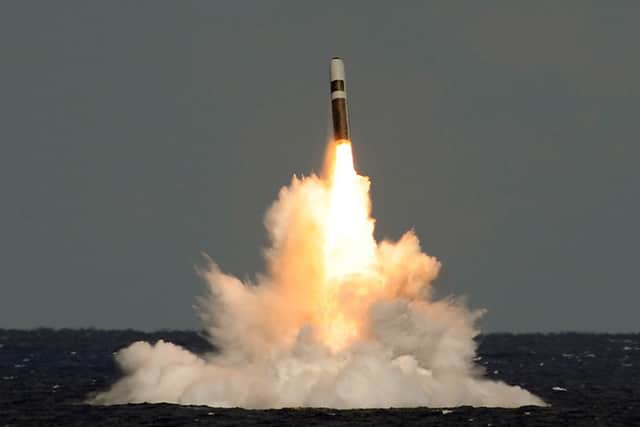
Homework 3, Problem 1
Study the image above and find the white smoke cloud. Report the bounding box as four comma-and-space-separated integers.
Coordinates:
92, 173, 544, 408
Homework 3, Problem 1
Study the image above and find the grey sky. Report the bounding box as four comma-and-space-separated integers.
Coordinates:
1, 2, 638, 332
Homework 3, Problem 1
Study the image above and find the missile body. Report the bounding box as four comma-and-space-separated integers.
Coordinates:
330, 58, 350, 141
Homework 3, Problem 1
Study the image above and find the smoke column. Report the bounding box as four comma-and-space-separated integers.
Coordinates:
92, 141, 544, 408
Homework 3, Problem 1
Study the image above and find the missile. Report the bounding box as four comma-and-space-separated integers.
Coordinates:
330, 57, 350, 142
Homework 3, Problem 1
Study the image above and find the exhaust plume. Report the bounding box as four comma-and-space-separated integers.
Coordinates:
92, 141, 544, 408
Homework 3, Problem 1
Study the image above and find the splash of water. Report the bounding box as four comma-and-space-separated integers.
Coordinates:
92, 141, 544, 408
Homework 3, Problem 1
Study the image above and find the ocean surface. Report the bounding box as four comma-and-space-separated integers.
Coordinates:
1, 330, 638, 426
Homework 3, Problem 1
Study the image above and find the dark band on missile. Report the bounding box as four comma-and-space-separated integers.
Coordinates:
331, 80, 345, 92
331, 98, 349, 140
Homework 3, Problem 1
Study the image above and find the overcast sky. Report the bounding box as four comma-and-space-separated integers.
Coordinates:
1, 2, 638, 332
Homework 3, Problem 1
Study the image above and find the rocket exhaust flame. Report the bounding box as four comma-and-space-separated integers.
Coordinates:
321, 141, 378, 350
91, 59, 544, 409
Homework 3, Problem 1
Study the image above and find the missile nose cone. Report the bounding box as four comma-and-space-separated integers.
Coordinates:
330, 58, 346, 82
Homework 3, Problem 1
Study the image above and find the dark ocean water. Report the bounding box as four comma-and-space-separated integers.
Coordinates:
1, 330, 638, 426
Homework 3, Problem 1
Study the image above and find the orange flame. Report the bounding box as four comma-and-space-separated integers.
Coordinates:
319, 140, 381, 350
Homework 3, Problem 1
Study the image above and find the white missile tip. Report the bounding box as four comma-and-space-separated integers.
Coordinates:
330, 58, 346, 82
